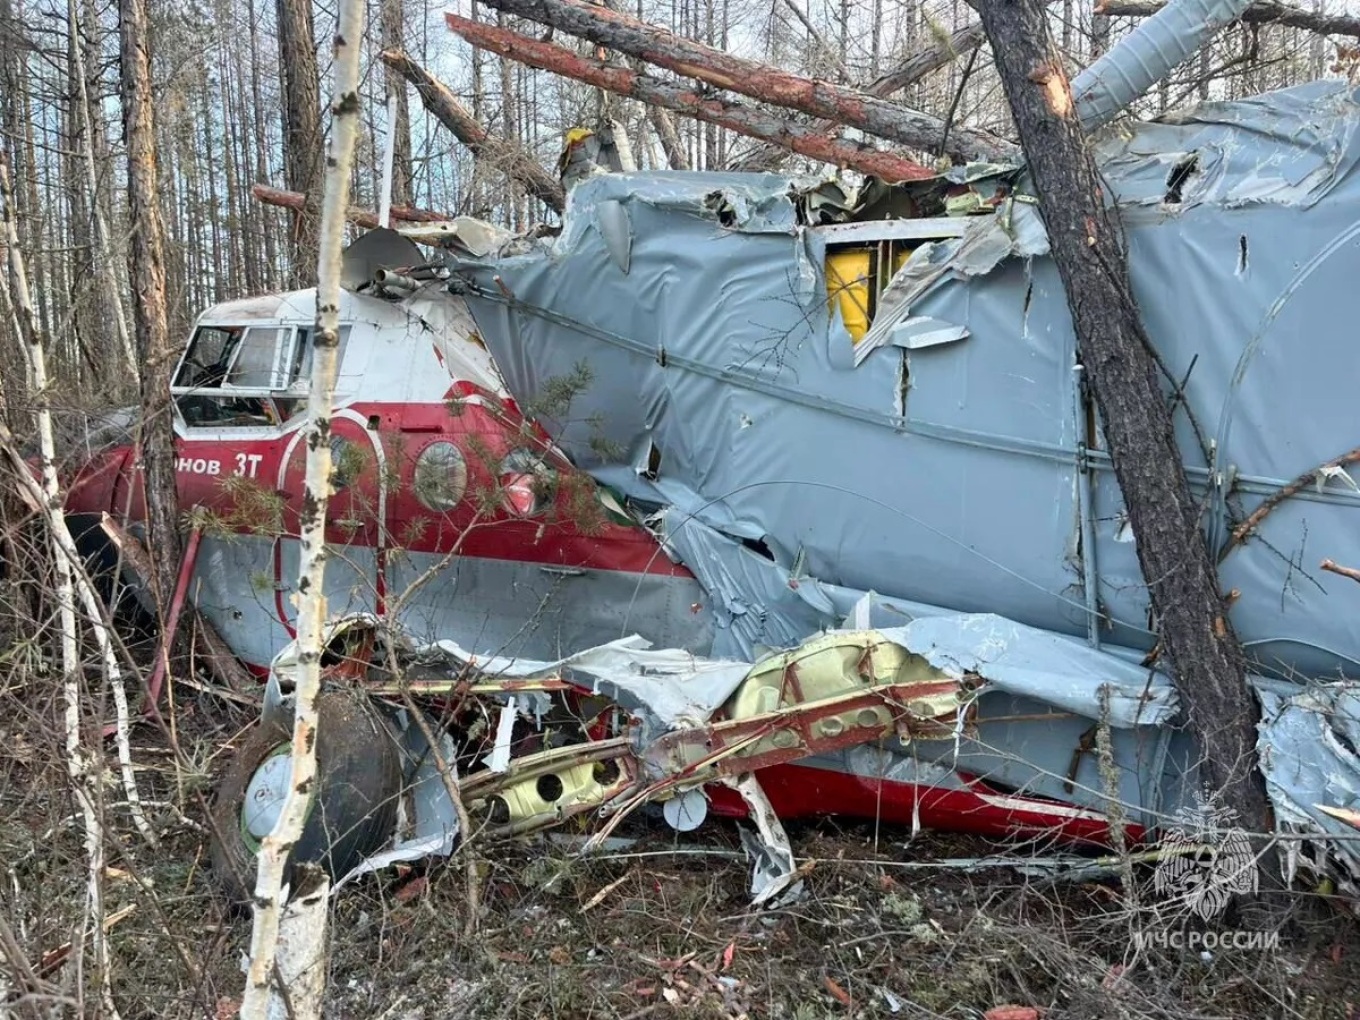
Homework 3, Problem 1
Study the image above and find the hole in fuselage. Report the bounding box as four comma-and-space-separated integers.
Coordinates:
1164, 154, 1199, 204
536, 773, 565, 803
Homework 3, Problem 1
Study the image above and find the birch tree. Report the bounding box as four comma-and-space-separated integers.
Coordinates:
238, 0, 366, 1013
1, 148, 117, 1020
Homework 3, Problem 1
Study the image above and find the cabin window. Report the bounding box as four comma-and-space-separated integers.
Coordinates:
172, 324, 350, 429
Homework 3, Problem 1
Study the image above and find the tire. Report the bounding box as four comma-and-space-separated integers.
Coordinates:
209, 690, 403, 905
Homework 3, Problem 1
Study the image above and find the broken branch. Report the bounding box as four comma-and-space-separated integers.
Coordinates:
379, 49, 567, 213
1321, 559, 1360, 585
1221, 445, 1360, 559
1098, 0, 1360, 39
251, 183, 448, 229
443, 14, 939, 182
461, 0, 1016, 164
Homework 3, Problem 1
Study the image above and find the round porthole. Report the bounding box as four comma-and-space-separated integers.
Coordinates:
498, 449, 556, 517
329, 437, 361, 491
413, 441, 469, 511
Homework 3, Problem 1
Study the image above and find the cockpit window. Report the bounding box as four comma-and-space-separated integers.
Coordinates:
172, 324, 350, 429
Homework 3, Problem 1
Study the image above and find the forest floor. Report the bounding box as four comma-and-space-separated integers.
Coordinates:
3, 682, 1360, 1020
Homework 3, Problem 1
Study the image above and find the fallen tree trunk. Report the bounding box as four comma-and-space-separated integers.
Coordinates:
736, 22, 989, 173
1099, 0, 1360, 38
975, 0, 1273, 839
444, 14, 939, 181
379, 49, 566, 213
462, 0, 1016, 164
864, 22, 988, 98
251, 183, 449, 228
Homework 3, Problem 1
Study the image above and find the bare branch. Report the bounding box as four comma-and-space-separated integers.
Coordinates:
864, 22, 987, 98
251, 182, 451, 228
1098, 0, 1360, 39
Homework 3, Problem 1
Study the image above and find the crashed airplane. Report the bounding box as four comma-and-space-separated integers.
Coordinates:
63, 0, 1360, 903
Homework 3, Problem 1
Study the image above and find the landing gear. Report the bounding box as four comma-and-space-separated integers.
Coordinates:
209, 691, 402, 905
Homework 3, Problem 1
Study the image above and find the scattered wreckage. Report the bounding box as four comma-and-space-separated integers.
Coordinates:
61, 0, 1360, 906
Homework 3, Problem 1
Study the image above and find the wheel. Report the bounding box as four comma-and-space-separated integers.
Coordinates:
209, 690, 403, 905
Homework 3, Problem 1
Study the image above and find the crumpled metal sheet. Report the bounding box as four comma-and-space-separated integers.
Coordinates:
1097, 81, 1360, 210
428, 634, 753, 731
859, 196, 1049, 362
1255, 676, 1360, 892
455, 80, 1360, 681
876, 614, 1178, 728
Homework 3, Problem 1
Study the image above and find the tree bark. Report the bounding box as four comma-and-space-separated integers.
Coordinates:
240, 0, 365, 1015
380, 0, 413, 207
974, 0, 1273, 835
250, 183, 449, 228
467, 0, 1017, 163
119, 0, 182, 630
864, 22, 987, 97
442, 16, 940, 182
380, 48, 566, 212
648, 106, 690, 170
1099, 0, 1360, 39
276, 0, 323, 283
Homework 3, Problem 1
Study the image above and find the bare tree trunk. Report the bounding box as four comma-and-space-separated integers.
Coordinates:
975, 0, 1273, 837
443, 16, 944, 180
380, 49, 567, 211
648, 105, 690, 169
251, 182, 449, 228
1, 147, 116, 1020
120, 0, 182, 640
247, 0, 281, 288
467, 0, 1017, 162
70, 0, 135, 378
239, 0, 365, 1013
277, 0, 323, 284
381, 0, 413, 207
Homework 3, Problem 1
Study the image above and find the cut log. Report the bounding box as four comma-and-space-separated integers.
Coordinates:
1098, 0, 1360, 39
444, 14, 940, 181
251, 183, 449, 229
379, 49, 566, 213
462, 0, 1016, 164
975, 0, 1273, 838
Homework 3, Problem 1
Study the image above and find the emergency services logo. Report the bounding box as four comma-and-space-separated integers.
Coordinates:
1153, 795, 1258, 918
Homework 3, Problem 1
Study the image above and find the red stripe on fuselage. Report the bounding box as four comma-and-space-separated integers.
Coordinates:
65, 400, 694, 580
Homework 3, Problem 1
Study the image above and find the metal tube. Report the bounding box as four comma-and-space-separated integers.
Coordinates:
1072, 0, 1255, 132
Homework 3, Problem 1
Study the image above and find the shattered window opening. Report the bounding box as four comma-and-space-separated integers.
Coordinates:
171, 324, 351, 429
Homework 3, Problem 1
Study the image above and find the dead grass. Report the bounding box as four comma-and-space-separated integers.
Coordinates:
2, 682, 1359, 1020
